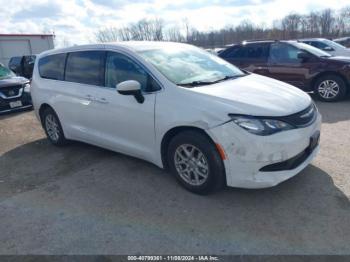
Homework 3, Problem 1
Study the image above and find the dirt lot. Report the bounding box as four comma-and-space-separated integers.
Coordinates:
0, 100, 349, 255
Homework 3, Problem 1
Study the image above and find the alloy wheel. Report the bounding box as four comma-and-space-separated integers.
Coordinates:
174, 144, 209, 186
45, 114, 60, 142
318, 80, 340, 99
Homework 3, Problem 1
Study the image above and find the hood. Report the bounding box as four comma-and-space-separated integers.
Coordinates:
325, 55, 350, 63
185, 73, 311, 117
0, 76, 28, 88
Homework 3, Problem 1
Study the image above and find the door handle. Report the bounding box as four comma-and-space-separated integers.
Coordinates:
95, 97, 109, 104
85, 94, 93, 101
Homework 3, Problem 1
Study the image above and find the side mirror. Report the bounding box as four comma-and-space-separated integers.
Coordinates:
116, 80, 144, 104
323, 46, 334, 52
297, 52, 311, 62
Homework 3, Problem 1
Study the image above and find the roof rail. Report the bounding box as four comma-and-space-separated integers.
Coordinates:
242, 39, 279, 43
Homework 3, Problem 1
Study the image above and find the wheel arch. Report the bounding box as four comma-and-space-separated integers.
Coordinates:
38, 103, 54, 125
311, 71, 349, 91
160, 126, 216, 169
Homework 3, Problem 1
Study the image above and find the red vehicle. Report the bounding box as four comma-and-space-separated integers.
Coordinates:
219, 40, 350, 102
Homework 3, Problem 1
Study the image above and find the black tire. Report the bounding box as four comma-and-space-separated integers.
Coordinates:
41, 107, 68, 146
167, 130, 226, 195
314, 74, 347, 102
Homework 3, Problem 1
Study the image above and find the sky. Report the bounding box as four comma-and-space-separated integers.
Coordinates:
0, 0, 349, 47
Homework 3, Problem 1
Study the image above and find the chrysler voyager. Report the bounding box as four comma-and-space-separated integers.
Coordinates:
31, 42, 321, 194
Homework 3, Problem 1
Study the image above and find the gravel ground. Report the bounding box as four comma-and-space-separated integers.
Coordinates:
0, 100, 349, 255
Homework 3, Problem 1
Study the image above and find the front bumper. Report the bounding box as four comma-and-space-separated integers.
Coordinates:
208, 113, 322, 188
0, 90, 33, 115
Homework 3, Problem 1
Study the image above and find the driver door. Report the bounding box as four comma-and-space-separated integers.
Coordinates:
87, 51, 160, 162
267, 42, 309, 89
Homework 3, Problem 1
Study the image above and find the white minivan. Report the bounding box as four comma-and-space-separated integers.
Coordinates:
31, 41, 321, 194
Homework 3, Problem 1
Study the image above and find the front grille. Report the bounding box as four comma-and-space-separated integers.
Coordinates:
280, 103, 317, 128
0, 85, 22, 97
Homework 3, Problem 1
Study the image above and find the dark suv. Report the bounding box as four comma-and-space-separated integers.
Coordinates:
219, 40, 350, 101
0, 65, 32, 114
8, 55, 36, 79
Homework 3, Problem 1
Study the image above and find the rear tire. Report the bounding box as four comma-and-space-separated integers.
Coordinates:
314, 74, 347, 102
41, 107, 68, 146
167, 130, 226, 195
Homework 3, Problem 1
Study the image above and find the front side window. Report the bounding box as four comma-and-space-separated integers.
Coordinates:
269, 43, 301, 64
38, 53, 66, 80
65, 51, 105, 86
138, 46, 244, 85
105, 52, 159, 92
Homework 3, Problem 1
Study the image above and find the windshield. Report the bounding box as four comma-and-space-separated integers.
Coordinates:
138, 46, 245, 85
0, 66, 15, 79
291, 42, 332, 57
322, 39, 346, 49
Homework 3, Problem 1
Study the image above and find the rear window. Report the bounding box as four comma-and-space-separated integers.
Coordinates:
65, 51, 105, 86
9, 56, 22, 66
38, 53, 66, 80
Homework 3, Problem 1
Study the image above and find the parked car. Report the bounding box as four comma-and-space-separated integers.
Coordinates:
0, 65, 32, 114
8, 55, 36, 79
31, 42, 321, 194
219, 40, 350, 101
299, 38, 350, 56
333, 37, 350, 48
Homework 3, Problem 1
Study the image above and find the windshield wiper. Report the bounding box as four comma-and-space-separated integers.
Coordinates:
213, 74, 246, 83
179, 74, 246, 87
179, 80, 217, 87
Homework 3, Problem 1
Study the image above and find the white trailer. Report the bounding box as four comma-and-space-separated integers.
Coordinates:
0, 34, 54, 67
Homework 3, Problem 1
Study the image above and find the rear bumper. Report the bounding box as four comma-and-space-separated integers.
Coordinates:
208, 113, 322, 189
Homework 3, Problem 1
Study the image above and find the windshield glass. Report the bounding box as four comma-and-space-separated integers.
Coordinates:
292, 42, 332, 57
138, 46, 245, 85
322, 39, 346, 49
0, 66, 15, 79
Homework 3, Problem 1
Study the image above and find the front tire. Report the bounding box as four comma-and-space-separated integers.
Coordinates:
41, 107, 68, 146
314, 74, 347, 102
167, 130, 226, 195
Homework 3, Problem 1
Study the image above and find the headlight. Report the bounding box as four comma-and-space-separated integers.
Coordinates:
229, 114, 294, 135
24, 83, 31, 93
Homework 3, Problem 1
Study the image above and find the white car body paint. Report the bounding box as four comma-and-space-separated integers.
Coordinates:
301, 38, 350, 56
31, 42, 321, 189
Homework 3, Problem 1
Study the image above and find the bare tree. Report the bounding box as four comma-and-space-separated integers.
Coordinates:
281, 14, 301, 39
95, 5, 350, 48
164, 26, 184, 42
319, 9, 334, 37
96, 18, 164, 42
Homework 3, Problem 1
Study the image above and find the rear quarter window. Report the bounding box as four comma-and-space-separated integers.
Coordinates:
9, 56, 22, 66
38, 53, 67, 80
220, 46, 241, 58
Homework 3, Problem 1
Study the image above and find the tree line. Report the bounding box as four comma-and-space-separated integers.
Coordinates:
96, 6, 350, 48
